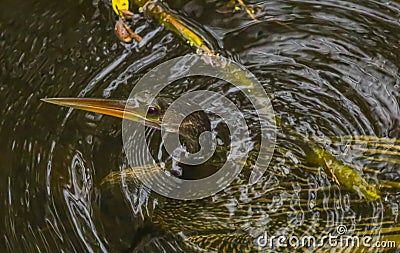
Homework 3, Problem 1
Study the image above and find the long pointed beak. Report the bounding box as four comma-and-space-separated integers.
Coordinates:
41, 98, 161, 129
42, 97, 129, 118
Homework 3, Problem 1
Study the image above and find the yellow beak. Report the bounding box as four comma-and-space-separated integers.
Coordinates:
41, 98, 161, 129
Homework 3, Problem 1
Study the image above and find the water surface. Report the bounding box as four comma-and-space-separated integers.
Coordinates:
1, 0, 400, 252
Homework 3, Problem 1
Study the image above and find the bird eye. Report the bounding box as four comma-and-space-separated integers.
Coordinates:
147, 106, 159, 116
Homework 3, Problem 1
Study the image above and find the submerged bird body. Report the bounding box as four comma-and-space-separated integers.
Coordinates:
42, 97, 400, 252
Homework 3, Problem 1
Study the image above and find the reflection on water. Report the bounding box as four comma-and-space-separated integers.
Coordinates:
1, 0, 400, 252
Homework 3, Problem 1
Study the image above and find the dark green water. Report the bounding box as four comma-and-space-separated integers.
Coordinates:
1, 0, 400, 252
